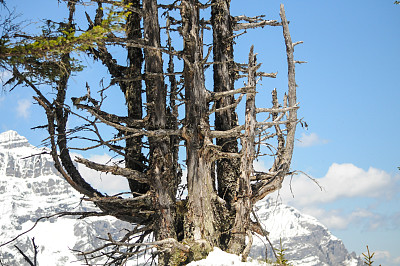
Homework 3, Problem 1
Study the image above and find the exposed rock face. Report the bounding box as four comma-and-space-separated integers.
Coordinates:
0, 130, 136, 265
0, 130, 59, 179
0, 131, 362, 265
250, 199, 363, 266
0, 130, 31, 149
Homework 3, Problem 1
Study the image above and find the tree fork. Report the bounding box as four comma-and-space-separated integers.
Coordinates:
250, 4, 300, 203
3, 1, 303, 264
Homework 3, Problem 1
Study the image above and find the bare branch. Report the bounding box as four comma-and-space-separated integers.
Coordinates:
293, 41, 303, 47
251, 5, 300, 203
210, 125, 244, 139
75, 157, 149, 184
280, 3, 298, 165
14, 238, 36, 266
256, 104, 299, 114
105, 237, 189, 253
256, 119, 298, 128
257, 71, 277, 78
242, 230, 253, 261
209, 93, 245, 115
251, 209, 278, 260
73, 100, 146, 127
209, 86, 255, 101
233, 16, 281, 31
0, 211, 109, 248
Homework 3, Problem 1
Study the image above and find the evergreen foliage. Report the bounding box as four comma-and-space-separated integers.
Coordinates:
275, 238, 293, 266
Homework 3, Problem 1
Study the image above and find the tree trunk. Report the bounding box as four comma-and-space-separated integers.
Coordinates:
228, 47, 257, 256
211, 0, 241, 250
142, 0, 178, 264
10, 1, 301, 265
181, 0, 219, 253
124, 0, 147, 195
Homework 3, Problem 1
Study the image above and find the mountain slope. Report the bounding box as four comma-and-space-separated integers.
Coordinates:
0, 130, 362, 265
0, 130, 142, 265
251, 199, 363, 266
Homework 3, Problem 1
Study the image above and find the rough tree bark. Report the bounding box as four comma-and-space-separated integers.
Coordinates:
228, 47, 257, 257
181, 0, 219, 252
2, 1, 303, 265
142, 0, 178, 264
124, 0, 148, 195
211, 0, 241, 250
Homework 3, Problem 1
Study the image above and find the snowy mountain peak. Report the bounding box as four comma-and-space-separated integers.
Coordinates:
0, 130, 57, 178
0, 131, 363, 266
0, 131, 133, 265
0, 130, 31, 149
251, 199, 363, 266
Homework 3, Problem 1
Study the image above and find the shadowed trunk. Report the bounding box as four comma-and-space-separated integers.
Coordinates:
143, 0, 178, 264
7, 1, 302, 265
211, 0, 241, 250
124, 0, 147, 195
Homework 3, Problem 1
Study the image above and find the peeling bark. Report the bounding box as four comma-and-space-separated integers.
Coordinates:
251, 4, 299, 203
181, 0, 219, 247
10, 1, 302, 265
211, 0, 241, 250
228, 47, 257, 255
143, 0, 178, 264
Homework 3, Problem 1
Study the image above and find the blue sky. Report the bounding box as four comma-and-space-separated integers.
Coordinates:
1, 1, 400, 265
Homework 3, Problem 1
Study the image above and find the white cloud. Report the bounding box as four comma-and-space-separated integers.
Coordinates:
302, 207, 350, 229
297, 132, 329, 147
299, 206, 377, 230
0, 70, 12, 82
365, 250, 400, 266
393, 256, 400, 264
74, 153, 130, 195
253, 159, 273, 172
374, 250, 391, 260
265, 163, 399, 230
16, 99, 32, 119
277, 163, 393, 206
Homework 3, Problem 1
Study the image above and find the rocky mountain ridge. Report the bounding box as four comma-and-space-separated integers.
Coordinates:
0, 130, 363, 265
251, 199, 363, 266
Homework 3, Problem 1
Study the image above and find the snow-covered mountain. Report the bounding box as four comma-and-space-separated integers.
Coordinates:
0, 130, 139, 265
250, 199, 363, 266
0, 130, 363, 265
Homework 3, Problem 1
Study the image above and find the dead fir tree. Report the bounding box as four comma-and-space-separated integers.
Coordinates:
0, 0, 303, 265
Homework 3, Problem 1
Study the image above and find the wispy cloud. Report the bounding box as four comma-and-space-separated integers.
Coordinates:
301, 207, 350, 229
374, 250, 391, 260
297, 132, 329, 147
299, 206, 378, 230
16, 99, 32, 119
372, 250, 400, 266
393, 256, 400, 264
253, 159, 273, 172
